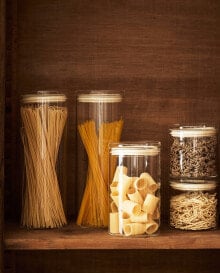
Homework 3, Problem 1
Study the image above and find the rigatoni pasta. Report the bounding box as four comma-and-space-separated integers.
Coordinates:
109, 166, 160, 236
123, 223, 146, 236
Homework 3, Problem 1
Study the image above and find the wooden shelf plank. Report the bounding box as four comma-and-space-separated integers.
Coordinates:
4, 222, 220, 250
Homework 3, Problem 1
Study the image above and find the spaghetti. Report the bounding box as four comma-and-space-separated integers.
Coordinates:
21, 104, 67, 228
77, 119, 123, 227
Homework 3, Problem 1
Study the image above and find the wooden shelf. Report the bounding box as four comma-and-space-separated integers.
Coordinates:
4, 222, 220, 250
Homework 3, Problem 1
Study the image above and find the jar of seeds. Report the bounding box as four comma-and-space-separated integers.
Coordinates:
169, 125, 217, 180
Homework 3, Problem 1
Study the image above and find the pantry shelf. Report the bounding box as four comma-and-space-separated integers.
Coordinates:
4, 222, 220, 250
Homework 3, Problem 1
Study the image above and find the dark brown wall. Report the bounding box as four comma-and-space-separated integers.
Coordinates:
0, 0, 5, 271
4, 0, 220, 272
5, 0, 220, 221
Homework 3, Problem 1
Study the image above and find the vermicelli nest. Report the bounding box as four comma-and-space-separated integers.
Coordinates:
170, 191, 217, 230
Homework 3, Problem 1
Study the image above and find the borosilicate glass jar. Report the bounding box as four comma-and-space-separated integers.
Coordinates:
109, 142, 161, 237
76, 91, 123, 228
20, 91, 68, 229
169, 125, 217, 180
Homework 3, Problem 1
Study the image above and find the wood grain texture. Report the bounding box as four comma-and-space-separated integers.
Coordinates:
0, 0, 5, 272
4, 222, 220, 250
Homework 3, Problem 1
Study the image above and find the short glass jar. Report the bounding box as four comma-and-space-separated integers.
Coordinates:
109, 142, 161, 237
169, 181, 218, 231
169, 125, 217, 179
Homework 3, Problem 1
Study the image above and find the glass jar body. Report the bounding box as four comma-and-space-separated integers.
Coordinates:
20, 91, 68, 229
169, 126, 217, 180
109, 142, 161, 237
76, 91, 123, 228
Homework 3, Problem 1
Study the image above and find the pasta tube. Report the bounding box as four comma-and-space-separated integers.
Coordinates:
122, 200, 141, 216
152, 208, 160, 220
123, 223, 146, 236
130, 212, 149, 223
112, 166, 128, 182
119, 174, 133, 201
145, 220, 159, 235
133, 177, 148, 198
142, 194, 159, 215
140, 172, 158, 193
110, 191, 119, 207
109, 212, 119, 234
127, 187, 143, 205
121, 212, 131, 225
110, 201, 118, 213
110, 181, 118, 193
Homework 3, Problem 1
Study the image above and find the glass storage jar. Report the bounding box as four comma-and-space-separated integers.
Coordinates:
109, 142, 161, 236
20, 91, 67, 229
169, 181, 218, 231
169, 125, 217, 179
76, 91, 123, 228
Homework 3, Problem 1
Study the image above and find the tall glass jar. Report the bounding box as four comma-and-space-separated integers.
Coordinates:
76, 91, 123, 228
169, 181, 218, 231
169, 125, 217, 180
109, 142, 161, 236
20, 91, 67, 228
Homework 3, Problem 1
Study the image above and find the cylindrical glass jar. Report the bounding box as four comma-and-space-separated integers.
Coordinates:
76, 91, 123, 228
169, 181, 218, 231
169, 125, 217, 179
109, 142, 161, 236
20, 91, 67, 228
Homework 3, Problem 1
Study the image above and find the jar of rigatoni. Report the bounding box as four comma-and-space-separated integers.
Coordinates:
20, 91, 68, 229
76, 91, 123, 228
109, 142, 161, 236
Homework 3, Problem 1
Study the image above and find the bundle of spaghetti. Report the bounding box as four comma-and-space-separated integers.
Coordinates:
99, 119, 124, 184
21, 105, 67, 228
77, 119, 123, 227
170, 191, 217, 230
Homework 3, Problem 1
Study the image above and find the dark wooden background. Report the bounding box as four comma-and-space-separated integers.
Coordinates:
0, 0, 5, 272
3, 0, 220, 272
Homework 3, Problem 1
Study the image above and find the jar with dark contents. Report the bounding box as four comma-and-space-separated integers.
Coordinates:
169, 126, 217, 180
169, 181, 218, 231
